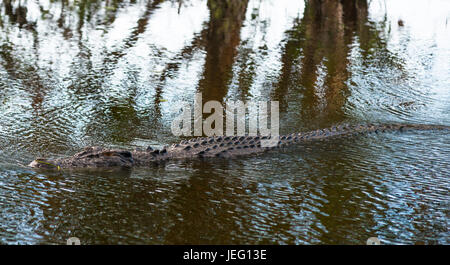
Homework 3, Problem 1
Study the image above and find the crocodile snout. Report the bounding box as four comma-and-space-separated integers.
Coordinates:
28, 158, 61, 170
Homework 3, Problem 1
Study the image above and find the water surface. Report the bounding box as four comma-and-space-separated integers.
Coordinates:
0, 0, 449, 244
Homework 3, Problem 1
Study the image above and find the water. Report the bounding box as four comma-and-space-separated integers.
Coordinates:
0, 0, 449, 244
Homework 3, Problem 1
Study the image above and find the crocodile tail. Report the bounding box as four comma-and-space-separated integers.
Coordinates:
295, 123, 450, 142
340, 123, 450, 136
365, 123, 450, 133
393, 123, 450, 131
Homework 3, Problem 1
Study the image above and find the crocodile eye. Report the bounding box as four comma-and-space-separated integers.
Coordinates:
119, 151, 132, 158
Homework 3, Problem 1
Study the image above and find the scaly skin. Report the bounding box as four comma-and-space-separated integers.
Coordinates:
28, 123, 450, 169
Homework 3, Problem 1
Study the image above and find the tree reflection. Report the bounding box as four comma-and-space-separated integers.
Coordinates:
198, 0, 249, 102
273, 0, 403, 127
3, 0, 33, 29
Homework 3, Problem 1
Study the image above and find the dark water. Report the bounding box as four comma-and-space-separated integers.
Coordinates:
0, 0, 449, 244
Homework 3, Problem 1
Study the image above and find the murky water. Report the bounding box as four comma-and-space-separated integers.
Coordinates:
0, 0, 449, 244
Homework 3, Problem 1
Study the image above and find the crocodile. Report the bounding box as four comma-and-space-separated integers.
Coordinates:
28, 123, 449, 170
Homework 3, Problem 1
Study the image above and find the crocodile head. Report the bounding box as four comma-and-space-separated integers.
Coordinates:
29, 146, 134, 169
